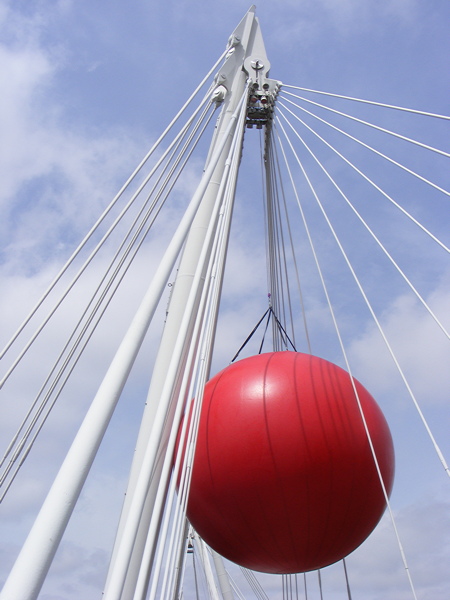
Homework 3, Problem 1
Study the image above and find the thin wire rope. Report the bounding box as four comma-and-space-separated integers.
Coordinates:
1, 88, 214, 392
0, 105, 217, 500
230, 308, 270, 362
266, 142, 287, 348
124, 124, 242, 600
173, 99, 249, 600
281, 185, 313, 354
267, 138, 295, 351
342, 558, 353, 600
0, 101, 215, 433
169, 521, 191, 600
271, 310, 297, 352
257, 309, 273, 354
276, 115, 450, 480
192, 550, 201, 600
0, 101, 216, 463
0, 106, 218, 497
318, 571, 323, 600
223, 568, 247, 600
146, 179, 229, 600
274, 121, 420, 599
260, 132, 273, 312
282, 90, 450, 159
282, 84, 450, 121
264, 144, 279, 324
267, 138, 297, 349
3, 96, 244, 600
277, 101, 449, 253
272, 149, 288, 347
266, 151, 281, 347
0, 51, 226, 362
0, 89, 217, 390
276, 107, 449, 340
145, 91, 249, 600
154, 171, 234, 600
265, 135, 282, 327
271, 135, 315, 350
172, 101, 249, 600
280, 94, 450, 198
264, 132, 312, 354
239, 568, 269, 600
130, 212, 213, 600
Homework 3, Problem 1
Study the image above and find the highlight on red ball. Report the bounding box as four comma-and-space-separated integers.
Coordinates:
183, 351, 394, 574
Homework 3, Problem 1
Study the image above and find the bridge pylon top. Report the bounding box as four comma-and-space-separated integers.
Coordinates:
212, 6, 282, 130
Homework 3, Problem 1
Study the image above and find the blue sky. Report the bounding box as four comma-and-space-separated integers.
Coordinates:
0, 1, 449, 599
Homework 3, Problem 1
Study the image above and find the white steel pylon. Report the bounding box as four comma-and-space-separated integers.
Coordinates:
104, 9, 280, 599
0, 7, 280, 600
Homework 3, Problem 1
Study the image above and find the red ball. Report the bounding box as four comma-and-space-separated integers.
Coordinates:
187, 352, 394, 574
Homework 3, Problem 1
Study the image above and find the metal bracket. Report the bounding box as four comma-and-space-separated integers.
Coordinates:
211, 6, 282, 126
245, 79, 281, 130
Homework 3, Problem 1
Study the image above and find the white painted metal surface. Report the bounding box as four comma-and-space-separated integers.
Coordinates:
104, 7, 276, 599
0, 80, 246, 600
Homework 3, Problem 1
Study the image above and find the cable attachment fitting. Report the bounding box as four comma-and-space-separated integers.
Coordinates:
211, 85, 227, 104
246, 79, 281, 130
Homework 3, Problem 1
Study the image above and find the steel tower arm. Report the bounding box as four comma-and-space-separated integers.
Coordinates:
104, 7, 279, 600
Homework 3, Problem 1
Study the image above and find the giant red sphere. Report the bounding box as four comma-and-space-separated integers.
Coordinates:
187, 352, 394, 574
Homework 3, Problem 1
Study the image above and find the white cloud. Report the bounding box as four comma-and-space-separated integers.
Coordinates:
179, 488, 450, 600
0, 2, 148, 278
39, 541, 109, 600
0, 1, 448, 598
344, 493, 450, 599
259, 0, 420, 48
347, 279, 450, 406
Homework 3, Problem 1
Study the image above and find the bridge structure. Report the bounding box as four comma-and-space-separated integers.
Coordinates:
0, 7, 449, 600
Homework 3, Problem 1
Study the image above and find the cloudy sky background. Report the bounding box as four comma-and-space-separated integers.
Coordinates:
0, 0, 449, 599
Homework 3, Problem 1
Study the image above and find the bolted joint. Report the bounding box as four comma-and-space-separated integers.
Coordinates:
211, 85, 227, 104
245, 79, 282, 130
227, 34, 241, 49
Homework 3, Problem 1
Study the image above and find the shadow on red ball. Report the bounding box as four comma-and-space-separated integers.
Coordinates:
186, 352, 394, 574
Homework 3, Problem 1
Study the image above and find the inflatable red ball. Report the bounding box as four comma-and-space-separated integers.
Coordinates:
186, 352, 394, 574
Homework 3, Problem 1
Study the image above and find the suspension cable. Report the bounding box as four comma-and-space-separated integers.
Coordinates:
280, 94, 450, 198
0, 51, 227, 363
263, 128, 311, 352
133, 88, 249, 600
282, 84, 450, 121
0, 88, 218, 391
318, 570, 324, 600
265, 135, 296, 350
163, 93, 249, 600
281, 90, 450, 158
274, 120, 421, 599
277, 101, 449, 253
0, 103, 218, 498
192, 549, 201, 600
240, 568, 270, 600
342, 558, 353, 600
276, 115, 450, 479
275, 107, 449, 340
268, 138, 298, 349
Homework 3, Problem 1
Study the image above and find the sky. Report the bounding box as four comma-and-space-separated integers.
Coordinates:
0, 0, 449, 599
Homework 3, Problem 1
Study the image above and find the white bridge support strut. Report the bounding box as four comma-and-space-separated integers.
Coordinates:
104, 6, 275, 600
0, 7, 276, 600
0, 90, 246, 600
